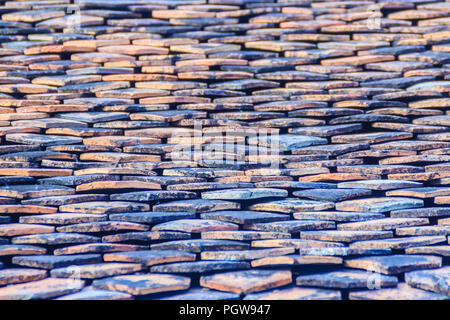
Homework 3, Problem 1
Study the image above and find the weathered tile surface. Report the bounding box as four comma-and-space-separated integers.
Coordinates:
92, 274, 190, 296
0, 0, 449, 301
344, 255, 442, 275
349, 283, 449, 300
200, 270, 292, 294
296, 270, 398, 289
0, 278, 84, 299
405, 267, 450, 296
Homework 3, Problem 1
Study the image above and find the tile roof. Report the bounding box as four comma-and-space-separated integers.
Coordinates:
0, 0, 448, 300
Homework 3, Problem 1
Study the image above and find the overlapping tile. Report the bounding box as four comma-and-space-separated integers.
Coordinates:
0, 0, 448, 301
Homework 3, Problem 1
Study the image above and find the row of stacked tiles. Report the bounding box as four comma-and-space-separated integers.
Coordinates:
0, 0, 449, 300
